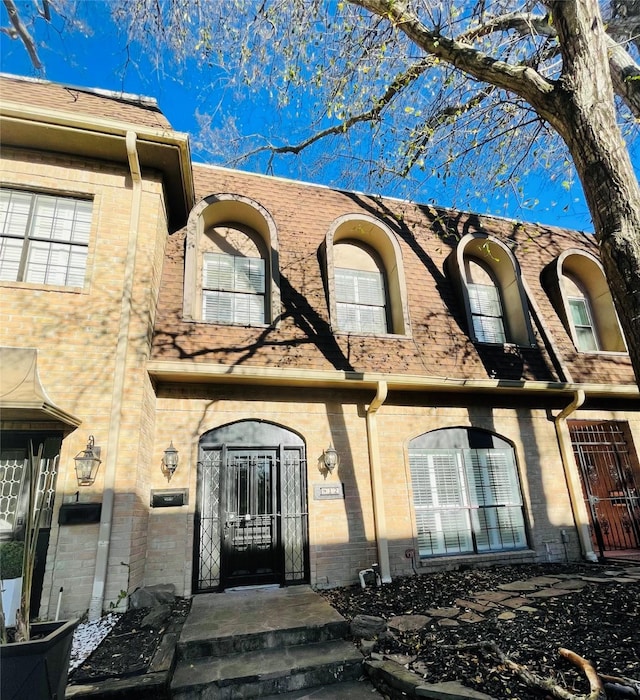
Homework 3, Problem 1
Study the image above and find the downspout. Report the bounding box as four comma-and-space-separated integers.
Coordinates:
88, 131, 142, 620
553, 390, 598, 563
366, 381, 391, 583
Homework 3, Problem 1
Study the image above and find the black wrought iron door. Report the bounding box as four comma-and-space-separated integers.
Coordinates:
221, 449, 280, 586
570, 421, 640, 555
195, 421, 309, 593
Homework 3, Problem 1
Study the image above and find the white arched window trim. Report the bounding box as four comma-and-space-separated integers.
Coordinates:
448, 233, 535, 347
325, 214, 411, 337
553, 249, 626, 354
183, 193, 281, 326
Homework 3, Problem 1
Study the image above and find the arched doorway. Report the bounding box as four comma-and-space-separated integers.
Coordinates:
194, 420, 309, 591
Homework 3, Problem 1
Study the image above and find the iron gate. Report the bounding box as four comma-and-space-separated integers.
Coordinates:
194, 422, 308, 592
569, 421, 640, 556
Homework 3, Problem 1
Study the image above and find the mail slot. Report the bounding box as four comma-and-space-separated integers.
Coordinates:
151, 489, 188, 508
58, 502, 102, 525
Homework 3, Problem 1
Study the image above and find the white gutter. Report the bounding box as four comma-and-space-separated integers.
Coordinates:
366, 381, 391, 583
553, 390, 598, 562
88, 131, 142, 620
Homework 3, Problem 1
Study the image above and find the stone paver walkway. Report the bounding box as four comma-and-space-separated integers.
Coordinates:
392, 565, 640, 630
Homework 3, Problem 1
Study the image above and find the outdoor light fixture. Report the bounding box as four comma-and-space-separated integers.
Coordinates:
322, 445, 339, 473
161, 441, 179, 481
74, 436, 102, 486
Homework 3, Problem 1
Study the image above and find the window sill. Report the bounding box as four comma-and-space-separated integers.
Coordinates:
0, 280, 87, 294
418, 548, 535, 572
574, 349, 628, 357
182, 317, 272, 330
334, 330, 412, 340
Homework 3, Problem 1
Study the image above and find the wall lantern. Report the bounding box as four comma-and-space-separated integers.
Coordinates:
74, 436, 102, 486
161, 441, 179, 481
322, 445, 339, 473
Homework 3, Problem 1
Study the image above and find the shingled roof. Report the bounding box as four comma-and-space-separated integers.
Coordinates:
152, 165, 635, 388
0, 74, 172, 130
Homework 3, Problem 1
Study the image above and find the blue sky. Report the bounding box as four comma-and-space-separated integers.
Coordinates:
3, 2, 634, 233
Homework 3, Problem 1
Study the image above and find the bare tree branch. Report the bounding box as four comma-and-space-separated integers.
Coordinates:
244, 56, 434, 158
2, 0, 43, 70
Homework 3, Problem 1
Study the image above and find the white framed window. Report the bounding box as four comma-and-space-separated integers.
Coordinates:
202, 252, 265, 325
409, 441, 526, 557
335, 267, 387, 334
568, 296, 599, 352
0, 189, 92, 287
468, 283, 507, 344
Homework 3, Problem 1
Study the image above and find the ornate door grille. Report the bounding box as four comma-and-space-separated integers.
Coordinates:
569, 420, 640, 555
195, 443, 308, 591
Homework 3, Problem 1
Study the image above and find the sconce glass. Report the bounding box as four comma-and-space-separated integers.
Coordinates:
162, 441, 179, 481
322, 445, 339, 472
74, 436, 102, 486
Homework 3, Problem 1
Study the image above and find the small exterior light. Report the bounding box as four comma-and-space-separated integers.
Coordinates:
74, 436, 102, 486
322, 445, 339, 473
162, 441, 179, 481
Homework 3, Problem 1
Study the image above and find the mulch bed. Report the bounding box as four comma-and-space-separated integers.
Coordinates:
321, 562, 640, 699
69, 598, 191, 683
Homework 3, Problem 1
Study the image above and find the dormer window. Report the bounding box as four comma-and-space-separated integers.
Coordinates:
542, 250, 626, 354
325, 214, 411, 337
446, 233, 534, 347
183, 194, 281, 326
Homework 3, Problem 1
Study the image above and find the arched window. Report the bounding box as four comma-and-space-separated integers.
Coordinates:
543, 250, 626, 353
183, 194, 281, 326
325, 214, 410, 336
408, 428, 527, 557
447, 234, 534, 346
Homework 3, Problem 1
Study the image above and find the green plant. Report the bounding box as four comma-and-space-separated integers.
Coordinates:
109, 590, 128, 610
0, 542, 24, 580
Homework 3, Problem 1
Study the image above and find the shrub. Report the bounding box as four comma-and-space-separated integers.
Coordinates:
0, 540, 24, 579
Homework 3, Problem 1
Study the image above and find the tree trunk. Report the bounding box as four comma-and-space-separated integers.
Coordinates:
549, 0, 640, 386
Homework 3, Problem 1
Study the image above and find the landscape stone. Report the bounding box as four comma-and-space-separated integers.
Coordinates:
517, 606, 539, 613
553, 579, 586, 590
500, 596, 531, 609
497, 611, 516, 620
437, 618, 459, 627
612, 577, 640, 584
417, 680, 497, 699
529, 588, 574, 598
529, 588, 575, 598
497, 580, 539, 592
427, 607, 459, 618
455, 598, 497, 613
580, 576, 610, 583
388, 614, 431, 632
360, 639, 377, 654
459, 611, 484, 623
474, 591, 513, 602
141, 604, 171, 629
526, 576, 561, 586
351, 614, 388, 639
130, 583, 176, 609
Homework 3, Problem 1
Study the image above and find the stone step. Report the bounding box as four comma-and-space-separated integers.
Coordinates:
261, 679, 379, 698
171, 639, 364, 700
178, 619, 349, 661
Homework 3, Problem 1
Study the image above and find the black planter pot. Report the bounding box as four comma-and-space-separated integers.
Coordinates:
0, 618, 78, 700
